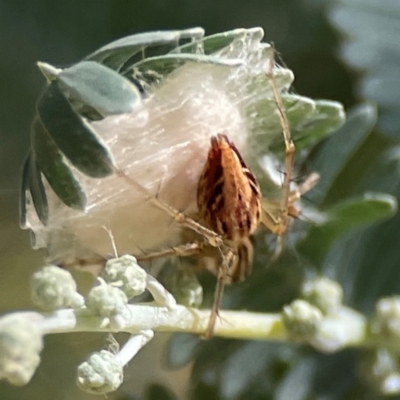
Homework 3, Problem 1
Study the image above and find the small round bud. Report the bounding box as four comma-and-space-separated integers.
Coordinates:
282, 300, 323, 342
0, 313, 44, 385
86, 280, 129, 328
360, 349, 400, 395
310, 307, 366, 353
302, 277, 343, 315
31, 266, 84, 310
77, 350, 123, 394
373, 297, 400, 339
101, 255, 147, 299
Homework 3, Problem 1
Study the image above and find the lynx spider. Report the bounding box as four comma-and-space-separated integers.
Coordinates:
119, 49, 318, 338
67, 50, 316, 338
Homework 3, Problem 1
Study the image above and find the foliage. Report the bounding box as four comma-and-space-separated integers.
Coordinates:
2, 1, 400, 399
9, 21, 398, 400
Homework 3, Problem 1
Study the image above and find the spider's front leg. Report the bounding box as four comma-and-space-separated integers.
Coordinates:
265, 48, 295, 237
262, 49, 320, 257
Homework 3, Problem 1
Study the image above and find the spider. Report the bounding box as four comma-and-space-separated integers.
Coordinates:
61, 49, 317, 338
119, 50, 318, 338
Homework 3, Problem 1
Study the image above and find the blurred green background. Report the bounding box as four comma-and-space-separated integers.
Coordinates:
1, 0, 400, 399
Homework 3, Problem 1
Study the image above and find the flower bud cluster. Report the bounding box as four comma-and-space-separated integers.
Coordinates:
101, 255, 147, 299
302, 277, 343, 315
85, 279, 130, 329
31, 266, 84, 310
0, 255, 176, 393
77, 329, 155, 394
77, 350, 123, 394
0, 314, 44, 386
282, 277, 365, 352
372, 296, 400, 340
282, 300, 323, 342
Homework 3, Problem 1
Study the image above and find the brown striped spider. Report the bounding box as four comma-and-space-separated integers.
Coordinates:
117, 50, 318, 338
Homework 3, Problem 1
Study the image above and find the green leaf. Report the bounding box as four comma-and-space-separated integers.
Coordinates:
37, 82, 115, 178
328, 1, 400, 317
86, 31, 182, 65
32, 118, 86, 209
171, 28, 247, 55
29, 155, 49, 225
130, 53, 243, 82
298, 193, 397, 265
321, 145, 400, 310
248, 95, 343, 159
86, 28, 205, 70
246, 99, 289, 149
283, 94, 317, 129
58, 61, 141, 117
246, 65, 294, 100
21, 153, 49, 226
308, 103, 377, 205
292, 100, 345, 151
37, 61, 61, 83
220, 342, 271, 399
249, 94, 315, 147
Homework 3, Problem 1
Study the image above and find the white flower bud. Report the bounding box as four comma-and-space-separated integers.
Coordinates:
101, 255, 147, 299
282, 300, 323, 342
31, 266, 84, 310
86, 280, 128, 317
310, 307, 366, 353
373, 296, 400, 339
0, 313, 44, 385
302, 277, 343, 315
77, 350, 123, 394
